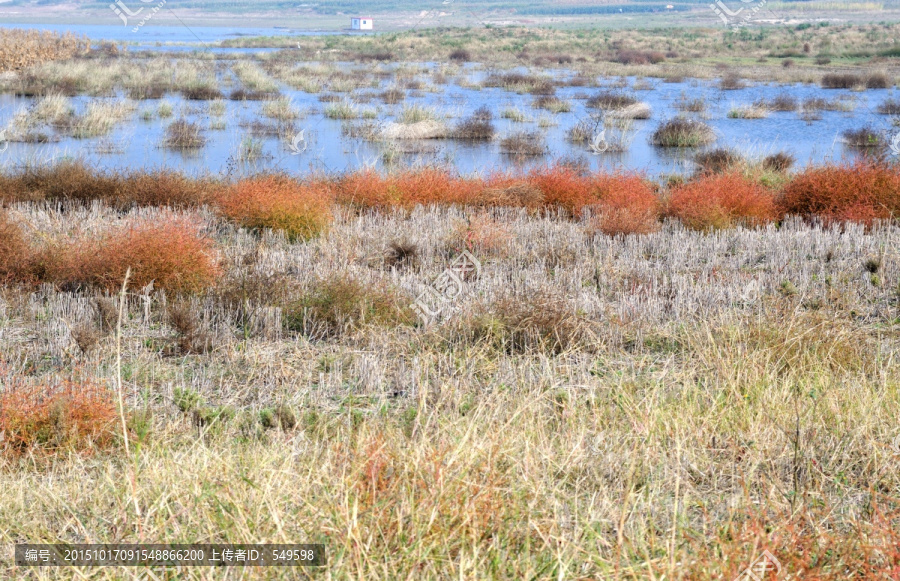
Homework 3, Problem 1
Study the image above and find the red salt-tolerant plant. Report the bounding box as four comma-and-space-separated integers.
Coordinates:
668, 172, 778, 231
780, 160, 900, 225
44, 215, 221, 293
333, 169, 396, 209
0, 373, 118, 458
0, 209, 33, 282
588, 173, 661, 235
391, 168, 482, 207
527, 164, 595, 214
218, 174, 333, 241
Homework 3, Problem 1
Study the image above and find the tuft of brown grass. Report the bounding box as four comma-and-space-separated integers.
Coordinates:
0, 209, 32, 282
285, 275, 414, 339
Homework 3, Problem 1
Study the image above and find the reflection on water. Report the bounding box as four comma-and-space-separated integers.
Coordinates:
0, 26, 894, 178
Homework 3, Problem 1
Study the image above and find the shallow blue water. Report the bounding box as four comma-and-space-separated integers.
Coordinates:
0, 22, 895, 178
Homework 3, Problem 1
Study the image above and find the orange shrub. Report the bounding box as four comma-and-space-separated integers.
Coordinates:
0, 377, 118, 457
46, 217, 220, 293
0, 209, 32, 282
333, 170, 396, 209
392, 168, 481, 207
527, 165, 595, 214
668, 172, 778, 230
218, 175, 333, 241
589, 173, 660, 235
780, 161, 900, 225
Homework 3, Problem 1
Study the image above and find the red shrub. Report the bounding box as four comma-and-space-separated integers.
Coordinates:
392, 168, 481, 207
668, 172, 778, 230
0, 376, 118, 457
46, 216, 221, 293
589, 173, 660, 235
780, 161, 900, 225
527, 165, 595, 214
218, 175, 333, 241
333, 170, 395, 209
0, 209, 33, 282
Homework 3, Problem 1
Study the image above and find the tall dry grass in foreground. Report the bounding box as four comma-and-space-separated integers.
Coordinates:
0, 200, 898, 579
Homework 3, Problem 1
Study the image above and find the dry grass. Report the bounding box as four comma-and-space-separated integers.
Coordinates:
1, 200, 899, 579
0, 29, 88, 72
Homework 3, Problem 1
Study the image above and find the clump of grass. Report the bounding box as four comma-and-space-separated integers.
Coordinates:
719, 74, 745, 90
532, 95, 571, 113
566, 119, 595, 143
229, 88, 278, 101
384, 240, 419, 269
727, 105, 769, 119
261, 97, 301, 121
780, 161, 900, 224
44, 216, 220, 293
218, 175, 333, 241
237, 136, 266, 162
447, 213, 512, 255
761, 93, 799, 112
651, 118, 716, 147
380, 87, 405, 104
449, 48, 471, 61
285, 275, 413, 339
324, 101, 357, 120
453, 106, 494, 140
0, 375, 118, 458
181, 83, 223, 100
762, 151, 796, 173
694, 148, 744, 175
586, 91, 637, 110
157, 101, 174, 118
500, 131, 547, 157
821, 73, 862, 89
865, 72, 890, 89
0, 209, 32, 282
500, 107, 527, 122
613, 49, 665, 65
842, 126, 882, 148
877, 98, 900, 115
449, 292, 589, 354
397, 104, 437, 124
163, 119, 206, 149
668, 172, 778, 230
676, 97, 706, 113
483, 72, 553, 94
